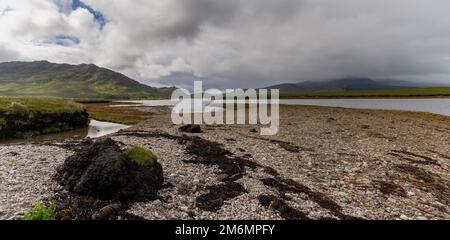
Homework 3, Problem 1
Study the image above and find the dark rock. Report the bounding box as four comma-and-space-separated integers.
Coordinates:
55, 208, 74, 220
56, 138, 164, 201
179, 124, 202, 133
92, 203, 122, 220
250, 128, 258, 133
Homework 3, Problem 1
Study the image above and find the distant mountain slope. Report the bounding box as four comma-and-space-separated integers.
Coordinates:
266, 77, 422, 93
0, 61, 175, 99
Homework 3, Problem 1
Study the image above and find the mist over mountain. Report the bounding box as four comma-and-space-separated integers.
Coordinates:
0, 61, 175, 99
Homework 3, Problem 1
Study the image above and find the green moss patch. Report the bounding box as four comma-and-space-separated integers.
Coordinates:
124, 146, 158, 168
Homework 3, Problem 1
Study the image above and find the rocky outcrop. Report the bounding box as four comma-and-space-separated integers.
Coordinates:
56, 138, 164, 201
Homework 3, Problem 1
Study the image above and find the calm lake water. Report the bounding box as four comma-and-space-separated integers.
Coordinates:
280, 99, 450, 116
126, 98, 450, 116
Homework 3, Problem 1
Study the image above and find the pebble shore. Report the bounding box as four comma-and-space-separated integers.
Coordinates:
1, 105, 449, 220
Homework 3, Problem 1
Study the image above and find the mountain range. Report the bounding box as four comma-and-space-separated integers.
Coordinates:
1, 61, 448, 99
265, 77, 447, 93
0, 61, 175, 100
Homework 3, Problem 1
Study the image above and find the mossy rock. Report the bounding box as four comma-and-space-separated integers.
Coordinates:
57, 138, 164, 201
124, 146, 158, 168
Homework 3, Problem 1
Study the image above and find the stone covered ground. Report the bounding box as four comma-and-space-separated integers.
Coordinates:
1, 105, 449, 220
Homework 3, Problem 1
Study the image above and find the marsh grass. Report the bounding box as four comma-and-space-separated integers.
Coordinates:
83, 102, 153, 125
0, 97, 89, 140
0, 96, 84, 114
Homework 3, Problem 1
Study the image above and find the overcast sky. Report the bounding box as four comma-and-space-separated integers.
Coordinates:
1, 0, 450, 89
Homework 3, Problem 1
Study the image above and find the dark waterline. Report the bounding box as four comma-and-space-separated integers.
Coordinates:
1, 120, 129, 145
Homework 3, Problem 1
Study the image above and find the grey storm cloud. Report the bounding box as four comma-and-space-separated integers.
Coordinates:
1, 0, 450, 89
0, 45, 19, 62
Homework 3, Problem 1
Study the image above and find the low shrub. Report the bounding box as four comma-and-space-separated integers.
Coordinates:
22, 201, 56, 220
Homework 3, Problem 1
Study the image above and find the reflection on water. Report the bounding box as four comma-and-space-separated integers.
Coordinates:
1, 120, 130, 144
87, 120, 130, 138
1, 128, 89, 145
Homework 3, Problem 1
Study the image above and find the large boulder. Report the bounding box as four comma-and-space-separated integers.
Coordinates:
56, 138, 163, 201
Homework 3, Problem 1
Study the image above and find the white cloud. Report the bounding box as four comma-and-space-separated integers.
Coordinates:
1, 0, 450, 88
0, 0, 100, 64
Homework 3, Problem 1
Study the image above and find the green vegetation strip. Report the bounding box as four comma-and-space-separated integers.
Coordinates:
280, 87, 450, 99
83, 102, 153, 125
0, 97, 84, 114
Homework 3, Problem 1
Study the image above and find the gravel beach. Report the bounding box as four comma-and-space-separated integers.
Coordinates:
1, 105, 449, 220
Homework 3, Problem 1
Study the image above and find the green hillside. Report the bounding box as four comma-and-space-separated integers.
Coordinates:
280, 87, 450, 99
0, 61, 175, 100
